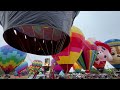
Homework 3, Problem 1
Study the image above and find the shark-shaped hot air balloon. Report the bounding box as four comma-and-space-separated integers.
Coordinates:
0, 11, 79, 55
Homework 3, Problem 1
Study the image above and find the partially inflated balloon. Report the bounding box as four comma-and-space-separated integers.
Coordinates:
0, 45, 27, 74
52, 26, 85, 73
32, 60, 43, 67
15, 61, 28, 74
77, 40, 97, 73
0, 11, 79, 55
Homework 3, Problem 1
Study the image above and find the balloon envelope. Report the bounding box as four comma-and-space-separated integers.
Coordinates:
93, 41, 112, 72
0, 11, 79, 55
0, 45, 27, 74
77, 40, 97, 73
15, 61, 28, 74
52, 26, 85, 73
73, 62, 82, 70
105, 39, 120, 69
32, 60, 43, 67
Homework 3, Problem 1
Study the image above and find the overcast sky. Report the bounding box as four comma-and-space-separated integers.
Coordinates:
0, 11, 119, 68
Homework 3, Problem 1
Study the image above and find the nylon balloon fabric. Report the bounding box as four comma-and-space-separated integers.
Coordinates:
105, 39, 120, 69
0, 45, 27, 74
73, 62, 82, 72
15, 61, 28, 74
52, 26, 85, 73
32, 60, 43, 67
51, 59, 63, 73
77, 40, 97, 73
0, 11, 79, 55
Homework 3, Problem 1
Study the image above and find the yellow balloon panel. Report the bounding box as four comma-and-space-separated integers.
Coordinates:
73, 62, 82, 70
89, 50, 92, 70
0, 60, 20, 68
57, 51, 82, 64
70, 26, 84, 36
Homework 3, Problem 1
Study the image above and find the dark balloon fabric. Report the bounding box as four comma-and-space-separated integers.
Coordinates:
0, 11, 79, 55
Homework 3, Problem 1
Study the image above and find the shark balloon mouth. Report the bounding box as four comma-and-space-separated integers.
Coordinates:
3, 25, 70, 55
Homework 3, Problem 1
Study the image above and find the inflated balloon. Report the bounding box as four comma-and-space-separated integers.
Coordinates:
0, 45, 27, 74
0, 11, 79, 55
93, 41, 113, 72
15, 61, 28, 75
52, 26, 85, 73
77, 40, 97, 73
28, 60, 43, 75
32, 60, 43, 67
105, 39, 120, 69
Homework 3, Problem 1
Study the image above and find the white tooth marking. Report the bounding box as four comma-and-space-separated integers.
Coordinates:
14, 30, 17, 35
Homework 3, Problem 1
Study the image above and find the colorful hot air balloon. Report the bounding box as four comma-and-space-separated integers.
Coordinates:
105, 39, 120, 69
15, 61, 28, 75
52, 26, 85, 73
29, 60, 43, 75
93, 41, 113, 72
0, 11, 79, 55
0, 45, 27, 75
77, 40, 97, 73
32, 60, 43, 67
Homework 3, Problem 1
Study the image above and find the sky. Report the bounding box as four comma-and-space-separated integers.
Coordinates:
0, 11, 119, 69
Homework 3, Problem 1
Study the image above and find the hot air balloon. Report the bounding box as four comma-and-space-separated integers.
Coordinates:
77, 40, 97, 73
93, 41, 113, 73
32, 60, 43, 68
0, 45, 27, 78
105, 39, 120, 70
52, 26, 85, 73
30, 60, 43, 74
15, 61, 28, 76
0, 11, 79, 55
73, 62, 82, 73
